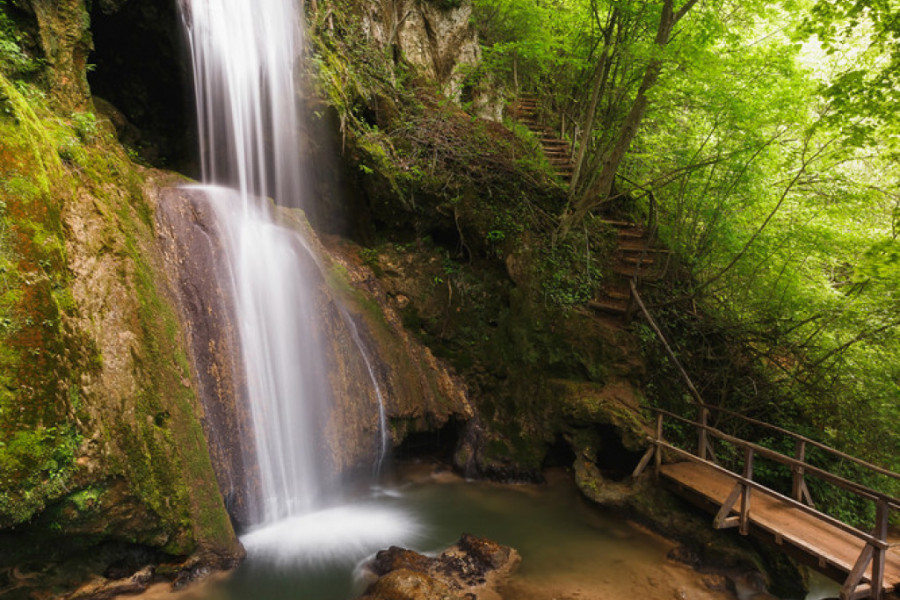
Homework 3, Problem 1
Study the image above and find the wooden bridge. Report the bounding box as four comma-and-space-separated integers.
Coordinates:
633, 402, 900, 599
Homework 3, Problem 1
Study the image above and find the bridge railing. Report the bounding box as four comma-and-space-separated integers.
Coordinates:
634, 406, 900, 600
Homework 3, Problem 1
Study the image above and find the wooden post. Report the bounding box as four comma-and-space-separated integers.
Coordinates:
792, 440, 815, 507
793, 440, 806, 502
698, 407, 709, 461
740, 446, 754, 535
872, 499, 889, 600
655, 412, 664, 474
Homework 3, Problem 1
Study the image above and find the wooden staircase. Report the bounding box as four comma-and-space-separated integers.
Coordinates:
510, 95, 672, 318
589, 220, 672, 316
511, 95, 574, 183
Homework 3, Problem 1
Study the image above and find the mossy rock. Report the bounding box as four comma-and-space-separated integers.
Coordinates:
0, 71, 238, 585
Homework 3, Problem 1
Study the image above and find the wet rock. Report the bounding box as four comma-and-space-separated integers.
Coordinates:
667, 545, 701, 568
361, 569, 456, 600
457, 534, 510, 570
701, 573, 732, 592
67, 566, 153, 600
159, 187, 474, 507
360, 535, 519, 600
370, 547, 440, 575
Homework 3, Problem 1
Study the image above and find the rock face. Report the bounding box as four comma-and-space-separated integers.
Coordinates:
156, 186, 473, 529
155, 187, 256, 528
0, 72, 241, 599
359, 0, 480, 98
9, 0, 94, 109
359, 534, 520, 600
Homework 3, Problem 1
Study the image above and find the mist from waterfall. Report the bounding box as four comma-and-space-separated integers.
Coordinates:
177, 0, 405, 553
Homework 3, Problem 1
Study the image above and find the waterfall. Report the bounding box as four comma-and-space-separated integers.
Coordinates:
179, 0, 326, 525
180, 0, 303, 209
339, 307, 391, 474
176, 0, 400, 542
179, 0, 374, 524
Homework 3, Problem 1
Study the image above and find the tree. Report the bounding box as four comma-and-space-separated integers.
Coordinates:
560, 0, 701, 233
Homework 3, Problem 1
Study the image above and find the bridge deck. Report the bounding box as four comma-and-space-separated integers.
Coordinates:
660, 462, 900, 593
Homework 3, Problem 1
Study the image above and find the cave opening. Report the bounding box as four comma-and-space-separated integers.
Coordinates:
394, 419, 462, 462
594, 424, 645, 481
542, 433, 576, 469
87, 1, 196, 174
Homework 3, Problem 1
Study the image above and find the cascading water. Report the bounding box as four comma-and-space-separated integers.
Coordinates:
339, 308, 391, 474
180, 0, 326, 525
176, 0, 417, 561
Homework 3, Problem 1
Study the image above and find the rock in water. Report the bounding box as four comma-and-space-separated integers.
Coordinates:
359, 535, 520, 600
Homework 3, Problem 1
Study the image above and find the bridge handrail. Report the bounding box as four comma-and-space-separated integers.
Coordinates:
629, 281, 900, 489
695, 402, 900, 486
652, 433, 890, 550
650, 406, 900, 511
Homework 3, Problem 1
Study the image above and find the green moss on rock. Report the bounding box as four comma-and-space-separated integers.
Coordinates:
0, 69, 238, 574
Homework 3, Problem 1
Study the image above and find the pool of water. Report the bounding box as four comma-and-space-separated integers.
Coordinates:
160, 465, 838, 600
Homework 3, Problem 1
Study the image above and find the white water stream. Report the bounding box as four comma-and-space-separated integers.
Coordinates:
178, 0, 411, 560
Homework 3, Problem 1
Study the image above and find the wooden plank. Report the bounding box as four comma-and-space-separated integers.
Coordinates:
659, 462, 900, 593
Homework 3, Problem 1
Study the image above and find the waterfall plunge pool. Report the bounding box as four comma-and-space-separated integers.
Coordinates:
139, 464, 838, 600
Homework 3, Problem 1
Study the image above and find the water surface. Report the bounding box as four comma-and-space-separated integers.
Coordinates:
158, 466, 837, 600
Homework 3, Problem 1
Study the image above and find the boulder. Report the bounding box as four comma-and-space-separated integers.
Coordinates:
359, 535, 519, 600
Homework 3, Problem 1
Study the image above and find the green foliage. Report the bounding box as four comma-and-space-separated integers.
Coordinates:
801, 0, 900, 137
539, 238, 603, 307
0, 1, 42, 77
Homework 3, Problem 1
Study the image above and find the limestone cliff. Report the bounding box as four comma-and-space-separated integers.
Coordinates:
0, 2, 241, 594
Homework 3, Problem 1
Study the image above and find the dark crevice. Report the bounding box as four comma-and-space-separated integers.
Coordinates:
87, 1, 196, 173
542, 434, 576, 468
394, 419, 462, 462
594, 424, 644, 481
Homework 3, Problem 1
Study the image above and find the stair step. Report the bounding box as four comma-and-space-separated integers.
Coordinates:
613, 266, 660, 279
622, 256, 656, 266
598, 219, 639, 228
604, 288, 631, 301
619, 246, 670, 255
618, 241, 672, 253
588, 298, 630, 314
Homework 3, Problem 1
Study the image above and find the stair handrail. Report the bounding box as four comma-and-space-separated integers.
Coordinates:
630, 280, 703, 404
632, 281, 899, 600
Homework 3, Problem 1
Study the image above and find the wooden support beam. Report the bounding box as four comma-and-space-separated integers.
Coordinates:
654, 413, 664, 474
714, 483, 742, 529
632, 445, 655, 479
740, 447, 754, 535
792, 440, 815, 507
871, 500, 889, 600
698, 407, 709, 461
841, 545, 874, 600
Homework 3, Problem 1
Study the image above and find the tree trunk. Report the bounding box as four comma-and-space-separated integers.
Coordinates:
560, 0, 700, 234
570, 8, 618, 198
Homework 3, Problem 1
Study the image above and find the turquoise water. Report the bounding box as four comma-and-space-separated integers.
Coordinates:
173, 466, 838, 600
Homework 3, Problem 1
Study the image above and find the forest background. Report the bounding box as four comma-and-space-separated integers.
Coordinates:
464, 0, 899, 522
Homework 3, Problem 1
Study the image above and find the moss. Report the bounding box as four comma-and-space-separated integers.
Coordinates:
68, 486, 103, 512
0, 68, 235, 558
0, 74, 85, 526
